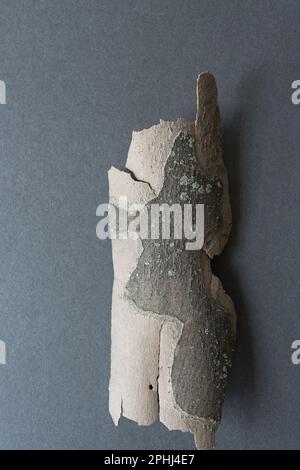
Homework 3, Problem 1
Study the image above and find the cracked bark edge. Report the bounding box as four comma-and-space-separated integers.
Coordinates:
108, 72, 236, 449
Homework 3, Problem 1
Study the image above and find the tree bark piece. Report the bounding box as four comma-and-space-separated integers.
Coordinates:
108, 72, 236, 449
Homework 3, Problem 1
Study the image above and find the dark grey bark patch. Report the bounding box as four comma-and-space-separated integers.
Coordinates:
126, 131, 234, 421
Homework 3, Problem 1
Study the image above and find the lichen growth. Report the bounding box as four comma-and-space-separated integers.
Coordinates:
206, 183, 212, 193
179, 175, 189, 186
179, 192, 189, 202
167, 269, 176, 278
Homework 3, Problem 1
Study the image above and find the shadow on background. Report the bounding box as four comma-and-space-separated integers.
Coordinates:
212, 77, 259, 416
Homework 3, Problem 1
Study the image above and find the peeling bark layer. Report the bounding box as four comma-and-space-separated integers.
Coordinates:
108, 72, 236, 449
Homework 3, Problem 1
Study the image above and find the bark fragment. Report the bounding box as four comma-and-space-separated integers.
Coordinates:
108, 72, 236, 449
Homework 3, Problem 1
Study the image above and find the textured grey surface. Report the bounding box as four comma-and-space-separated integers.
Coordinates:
0, 0, 299, 450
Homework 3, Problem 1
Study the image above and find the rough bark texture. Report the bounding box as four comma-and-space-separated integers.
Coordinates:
108, 72, 236, 449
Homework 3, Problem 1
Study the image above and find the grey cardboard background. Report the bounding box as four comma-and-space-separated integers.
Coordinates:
0, 0, 299, 450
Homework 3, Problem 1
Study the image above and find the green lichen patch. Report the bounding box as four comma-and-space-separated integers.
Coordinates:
167, 269, 177, 278
206, 183, 212, 193
179, 191, 189, 202
179, 175, 189, 186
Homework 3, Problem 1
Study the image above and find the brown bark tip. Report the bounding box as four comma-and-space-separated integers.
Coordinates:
196, 71, 218, 110
194, 427, 216, 450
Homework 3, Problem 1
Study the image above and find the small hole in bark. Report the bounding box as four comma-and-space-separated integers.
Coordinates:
149, 384, 153, 390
